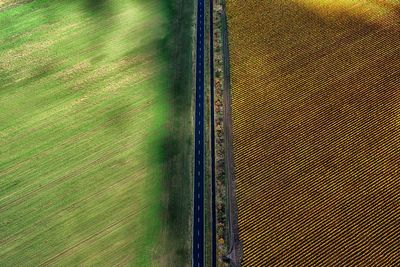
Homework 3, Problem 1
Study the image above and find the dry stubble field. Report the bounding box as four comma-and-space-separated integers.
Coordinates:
226, 0, 400, 266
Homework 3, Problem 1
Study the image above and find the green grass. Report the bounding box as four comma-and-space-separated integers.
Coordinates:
0, 0, 192, 265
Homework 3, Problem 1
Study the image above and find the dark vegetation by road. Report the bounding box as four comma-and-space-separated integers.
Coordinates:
157, 0, 194, 265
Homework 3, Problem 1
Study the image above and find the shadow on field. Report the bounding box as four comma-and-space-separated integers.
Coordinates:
39, 0, 194, 263
227, 0, 400, 265
153, 0, 194, 265
85, 0, 108, 12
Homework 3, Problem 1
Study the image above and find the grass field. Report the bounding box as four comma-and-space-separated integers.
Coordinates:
0, 0, 193, 265
226, 0, 400, 266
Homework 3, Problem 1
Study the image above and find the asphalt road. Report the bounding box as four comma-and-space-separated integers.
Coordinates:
192, 0, 205, 266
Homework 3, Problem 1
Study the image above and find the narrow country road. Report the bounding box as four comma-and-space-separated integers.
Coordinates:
192, 0, 205, 266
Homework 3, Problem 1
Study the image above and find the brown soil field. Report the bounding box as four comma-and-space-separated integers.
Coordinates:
226, 0, 400, 266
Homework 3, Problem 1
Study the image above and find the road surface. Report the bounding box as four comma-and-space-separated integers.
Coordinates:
192, 0, 205, 266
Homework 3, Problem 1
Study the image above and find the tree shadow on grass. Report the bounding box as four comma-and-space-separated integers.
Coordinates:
152, 0, 194, 265
85, 0, 107, 11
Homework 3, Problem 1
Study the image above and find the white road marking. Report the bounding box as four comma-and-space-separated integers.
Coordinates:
193, 3, 206, 264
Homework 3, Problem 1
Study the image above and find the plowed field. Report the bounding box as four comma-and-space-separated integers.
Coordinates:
226, 0, 400, 265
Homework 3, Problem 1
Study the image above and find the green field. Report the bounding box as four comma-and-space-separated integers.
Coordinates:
0, 0, 193, 265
